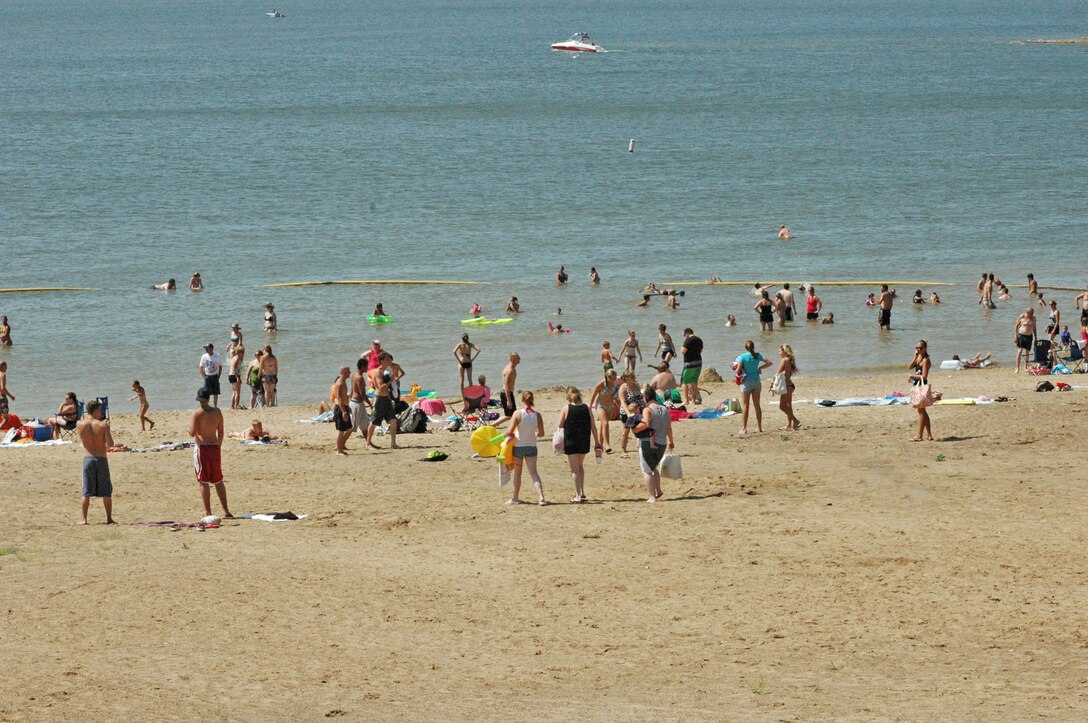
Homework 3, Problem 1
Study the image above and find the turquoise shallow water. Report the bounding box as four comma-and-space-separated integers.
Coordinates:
1, 0, 1086, 412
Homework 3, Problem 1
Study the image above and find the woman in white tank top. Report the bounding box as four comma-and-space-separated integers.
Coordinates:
506, 391, 547, 506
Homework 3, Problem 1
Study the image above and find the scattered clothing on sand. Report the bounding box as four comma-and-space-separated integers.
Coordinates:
131, 520, 218, 530
240, 439, 287, 446
238, 512, 306, 521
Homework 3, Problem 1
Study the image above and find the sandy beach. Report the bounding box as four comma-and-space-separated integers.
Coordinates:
2, 367, 1086, 720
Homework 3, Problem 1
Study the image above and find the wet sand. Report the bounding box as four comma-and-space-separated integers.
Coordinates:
2, 369, 1086, 719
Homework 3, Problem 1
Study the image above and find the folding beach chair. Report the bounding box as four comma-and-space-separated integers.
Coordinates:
1055, 341, 1086, 373
457, 385, 490, 432
58, 400, 84, 440
1033, 339, 1053, 367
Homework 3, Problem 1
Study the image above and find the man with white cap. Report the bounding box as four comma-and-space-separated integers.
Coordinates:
199, 343, 224, 407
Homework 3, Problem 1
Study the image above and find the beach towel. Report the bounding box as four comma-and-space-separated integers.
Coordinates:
813, 397, 909, 407
240, 439, 287, 445
129, 441, 195, 453
131, 520, 217, 530
1, 428, 72, 448
239, 512, 307, 521
296, 410, 335, 424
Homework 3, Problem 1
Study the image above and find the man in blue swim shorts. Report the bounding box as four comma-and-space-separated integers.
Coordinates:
77, 399, 115, 525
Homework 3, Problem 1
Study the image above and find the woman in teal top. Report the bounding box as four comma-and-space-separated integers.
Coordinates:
734, 339, 772, 434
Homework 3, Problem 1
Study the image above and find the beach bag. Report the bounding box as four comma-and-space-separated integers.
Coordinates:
660, 453, 683, 479
552, 427, 564, 454
770, 372, 787, 395
396, 406, 427, 434
910, 384, 934, 409
498, 461, 511, 487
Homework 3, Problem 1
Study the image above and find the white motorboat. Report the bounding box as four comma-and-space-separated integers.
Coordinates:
551, 32, 602, 53
266, 9, 286, 18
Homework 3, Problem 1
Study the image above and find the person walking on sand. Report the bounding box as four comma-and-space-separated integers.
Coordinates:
775, 345, 800, 430
909, 340, 933, 442
0, 361, 14, 416
366, 353, 400, 450
505, 391, 547, 506
190, 388, 232, 518
496, 352, 520, 426
600, 341, 619, 376
556, 387, 602, 504
589, 369, 620, 454
620, 330, 642, 373
0, 315, 11, 346
189, 272, 203, 291
454, 333, 481, 390
1013, 307, 1037, 373
778, 224, 793, 240
129, 381, 154, 431
617, 370, 645, 458
631, 384, 674, 503
332, 366, 352, 455
755, 290, 775, 331
260, 345, 278, 406
198, 343, 223, 407
878, 284, 894, 330
263, 303, 277, 332
247, 349, 264, 408
734, 339, 772, 435
77, 399, 115, 525
655, 324, 676, 364
228, 342, 245, 410
805, 285, 822, 320
680, 327, 703, 405
350, 359, 372, 440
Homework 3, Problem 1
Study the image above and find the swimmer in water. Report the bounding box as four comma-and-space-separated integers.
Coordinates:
725, 314, 736, 327
821, 313, 835, 325
189, 272, 203, 291
152, 279, 176, 291
372, 303, 386, 317
469, 302, 482, 317
0, 316, 11, 346
913, 290, 926, 304
930, 292, 941, 304
636, 295, 651, 308
548, 323, 570, 334
865, 293, 877, 306
778, 225, 793, 240
506, 296, 520, 314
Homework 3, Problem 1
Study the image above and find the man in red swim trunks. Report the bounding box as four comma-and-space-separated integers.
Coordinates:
189, 387, 232, 518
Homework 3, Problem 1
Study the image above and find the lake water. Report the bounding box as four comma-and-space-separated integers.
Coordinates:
2, 0, 1086, 413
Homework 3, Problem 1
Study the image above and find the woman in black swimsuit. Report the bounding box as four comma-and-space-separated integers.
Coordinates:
909, 340, 933, 442
755, 290, 775, 332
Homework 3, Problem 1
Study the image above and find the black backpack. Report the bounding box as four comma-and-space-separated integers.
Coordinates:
396, 406, 428, 434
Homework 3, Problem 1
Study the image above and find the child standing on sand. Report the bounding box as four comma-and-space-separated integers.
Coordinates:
130, 381, 154, 431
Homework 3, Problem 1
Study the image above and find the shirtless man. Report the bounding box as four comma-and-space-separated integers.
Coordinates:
366, 354, 399, 449
189, 272, 203, 291
0, 361, 13, 417
189, 388, 232, 518
0, 315, 11, 346
1013, 307, 1037, 373
1027, 274, 1039, 307
350, 359, 372, 440
776, 284, 797, 323
332, 366, 352, 455
648, 362, 678, 396
1074, 286, 1088, 326
778, 225, 793, 240
877, 284, 894, 330
77, 399, 115, 525
556, 265, 568, 285
497, 352, 520, 426
260, 345, 278, 406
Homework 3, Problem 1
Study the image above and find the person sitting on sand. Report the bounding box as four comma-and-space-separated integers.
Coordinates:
151, 279, 176, 291
821, 313, 835, 324
952, 353, 992, 369
648, 362, 678, 396
230, 419, 280, 442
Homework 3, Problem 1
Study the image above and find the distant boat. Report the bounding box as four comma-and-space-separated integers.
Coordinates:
266, 9, 286, 18
551, 32, 602, 53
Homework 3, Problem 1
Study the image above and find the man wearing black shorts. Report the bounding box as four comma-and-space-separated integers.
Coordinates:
366, 354, 399, 450
331, 366, 352, 455
877, 285, 894, 331
497, 352, 520, 425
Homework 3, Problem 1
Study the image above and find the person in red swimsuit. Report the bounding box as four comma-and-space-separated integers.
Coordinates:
189, 388, 232, 518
